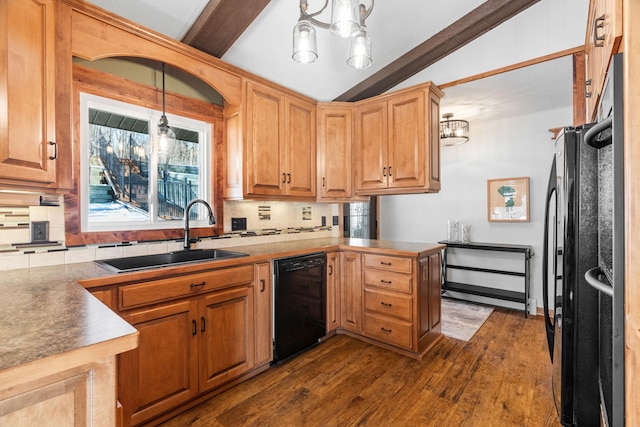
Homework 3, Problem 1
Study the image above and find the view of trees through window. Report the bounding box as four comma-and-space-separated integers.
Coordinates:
87, 105, 205, 227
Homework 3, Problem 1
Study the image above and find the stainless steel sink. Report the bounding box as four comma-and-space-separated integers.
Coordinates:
96, 249, 249, 273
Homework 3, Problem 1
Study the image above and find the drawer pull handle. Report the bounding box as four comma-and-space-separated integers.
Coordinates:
201, 316, 206, 333
381, 302, 392, 307
594, 14, 605, 48
328, 265, 333, 275
380, 280, 392, 284
190, 281, 206, 289
260, 279, 266, 292
381, 327, 392, 333
282, 173, 287, 183
380, 261, 392, 266
192, 320, 197, 336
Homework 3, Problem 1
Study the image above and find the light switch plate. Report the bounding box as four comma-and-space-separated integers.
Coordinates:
31, 221, 49, 243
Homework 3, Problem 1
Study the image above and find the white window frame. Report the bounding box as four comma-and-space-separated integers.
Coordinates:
80, 92, 212, 233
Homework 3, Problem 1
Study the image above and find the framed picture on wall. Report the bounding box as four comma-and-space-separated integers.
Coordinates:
487, 177, 530, 222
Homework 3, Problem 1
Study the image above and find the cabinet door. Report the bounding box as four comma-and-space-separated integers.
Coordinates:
418, 252, 442, 352
254, 262, 273, 366
340, 251, 362, 332
0, 0, 57, 184
387, 91, 425, 189
119, 300, 199, 426
427, 90, 441, 191
285, 96, 316, 197
317, 105, 353, 200
245, 81, 285, 196
199, 286, 255, 392
326, 251, 341, 332
354, 100, 388, 192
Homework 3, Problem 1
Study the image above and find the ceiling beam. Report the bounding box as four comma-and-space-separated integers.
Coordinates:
182, 0, 271, 58
334, 0, 541, 102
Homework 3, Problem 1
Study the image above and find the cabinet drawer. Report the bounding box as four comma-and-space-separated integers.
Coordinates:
119, 265, 254, 310
363, 269, 412, 293
363, 254, 412, 274
364, 288, 412, 321
363, 313, 412, 349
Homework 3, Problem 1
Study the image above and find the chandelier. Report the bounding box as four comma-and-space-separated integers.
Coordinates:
440, 113, 470, 146
292, 0, 374, 69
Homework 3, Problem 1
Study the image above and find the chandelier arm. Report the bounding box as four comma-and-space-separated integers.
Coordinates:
362, 0, 374, 21
299, 0, 331, 29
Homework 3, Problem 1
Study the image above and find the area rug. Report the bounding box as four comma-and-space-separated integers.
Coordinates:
441, 298, 494, 341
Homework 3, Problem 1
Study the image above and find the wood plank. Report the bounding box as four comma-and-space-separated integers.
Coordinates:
182, 0, 271, 58
159, 307, 556, 426
334, 0, 541, 102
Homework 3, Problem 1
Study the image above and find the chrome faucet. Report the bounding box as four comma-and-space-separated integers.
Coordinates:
183, 199, 216, 250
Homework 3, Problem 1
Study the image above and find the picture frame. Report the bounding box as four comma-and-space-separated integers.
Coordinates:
487, 177, 530, 222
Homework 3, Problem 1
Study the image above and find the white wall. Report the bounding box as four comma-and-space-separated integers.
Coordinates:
379, 106, 572, 311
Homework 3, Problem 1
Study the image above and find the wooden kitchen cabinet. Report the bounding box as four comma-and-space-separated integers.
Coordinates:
119, 300, 199, 426
334, 249, 443, 358
254, 262, 273, 366
116, 265, 257, 426
199, 286, 254, 392
354, 83, 442, 195
418, 252, 442, 351
244, 80, 316, 199
317, 104, 354, 201
340, 251, 362, 333
326, 251, 341, 332
584, 0, 622, 121
0, 0, 58, 187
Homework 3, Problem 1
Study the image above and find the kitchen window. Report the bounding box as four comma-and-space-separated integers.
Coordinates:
80, 93, 212, 233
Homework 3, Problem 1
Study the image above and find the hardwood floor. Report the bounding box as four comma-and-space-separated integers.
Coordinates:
160, 308, 559, 426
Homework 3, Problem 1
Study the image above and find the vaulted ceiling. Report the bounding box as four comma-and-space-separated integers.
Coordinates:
85, 0, 588, 123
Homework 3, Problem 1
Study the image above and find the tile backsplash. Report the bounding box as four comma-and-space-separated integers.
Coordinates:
0, 199, 340, 271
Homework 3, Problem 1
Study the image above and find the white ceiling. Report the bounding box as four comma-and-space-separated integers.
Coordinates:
85, 0, 587, 123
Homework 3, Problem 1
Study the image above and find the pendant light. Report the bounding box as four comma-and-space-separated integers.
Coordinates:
157, 62, 175, 158
347, 19, 371, 68
292, 0, 374, 68
330, 0, 360, 38
440, 113, 470, 146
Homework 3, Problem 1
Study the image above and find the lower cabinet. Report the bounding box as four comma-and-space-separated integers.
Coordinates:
199, 287, 254, 392
326, 252, 341, 332
348, 249, 443, 358
119, 300, 199, 426
116, 264, 268, 427
340, 251, 362, 333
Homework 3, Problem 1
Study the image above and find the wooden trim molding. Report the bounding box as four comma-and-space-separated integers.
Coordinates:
65, 65, 224, 246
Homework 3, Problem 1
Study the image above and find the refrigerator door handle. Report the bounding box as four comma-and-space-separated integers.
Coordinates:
542, 157, 557, 360
584, 266, 614, 297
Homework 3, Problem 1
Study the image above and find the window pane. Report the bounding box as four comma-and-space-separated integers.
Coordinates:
158, 127, 202, 221
88, 108, 151, 223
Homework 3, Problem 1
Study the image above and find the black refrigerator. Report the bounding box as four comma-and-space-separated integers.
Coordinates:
543, 54, 624, 427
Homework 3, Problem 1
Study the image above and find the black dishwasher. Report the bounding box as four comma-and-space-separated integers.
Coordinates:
273, 253, 326, 363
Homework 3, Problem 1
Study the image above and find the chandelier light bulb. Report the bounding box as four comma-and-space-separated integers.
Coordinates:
292, 20, 318, 64
347, 27, 372, 69
330, 0, 360, 37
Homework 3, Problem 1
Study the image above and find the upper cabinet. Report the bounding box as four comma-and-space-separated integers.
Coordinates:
244, 80, 317, 200
317, 103, 354, 201
584, 0, 622, 121
354, 83, 442, 195
0, 0, 65, 190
